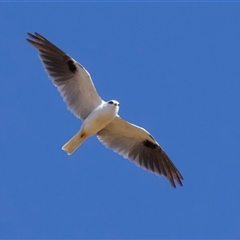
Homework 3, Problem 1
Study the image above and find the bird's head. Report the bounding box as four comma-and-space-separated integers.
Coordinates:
107, 100, 120, 114
107, 100, 120, 107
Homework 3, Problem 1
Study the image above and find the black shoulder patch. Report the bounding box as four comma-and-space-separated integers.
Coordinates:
143, 140, 158, 149
67, 60, 77, 73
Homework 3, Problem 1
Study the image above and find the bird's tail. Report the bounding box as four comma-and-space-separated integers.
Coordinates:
62, 129, 87, 155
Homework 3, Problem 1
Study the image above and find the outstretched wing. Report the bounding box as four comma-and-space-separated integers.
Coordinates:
97, 116, 183, 188
26, 32, 102, 120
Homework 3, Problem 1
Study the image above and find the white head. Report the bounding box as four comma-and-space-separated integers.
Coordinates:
107, 100, 120, 107
107, 100, 120, 114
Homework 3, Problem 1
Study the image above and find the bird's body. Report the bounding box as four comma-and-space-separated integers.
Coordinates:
63, 100, 119, 154
82, 100, 120, 136
27, 32, 183, 188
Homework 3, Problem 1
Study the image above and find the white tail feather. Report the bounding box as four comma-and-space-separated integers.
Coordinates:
62, 129, 86, 155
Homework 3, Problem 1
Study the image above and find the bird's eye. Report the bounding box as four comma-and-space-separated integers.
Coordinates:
108, 101, 113, 104
117, 103, 120, 106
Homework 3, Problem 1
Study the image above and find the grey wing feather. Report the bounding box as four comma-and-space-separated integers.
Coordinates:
26, 32, 102, 120
97, 116, 183, 188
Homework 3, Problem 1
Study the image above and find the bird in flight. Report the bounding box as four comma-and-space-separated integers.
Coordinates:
26, 32, 183, 188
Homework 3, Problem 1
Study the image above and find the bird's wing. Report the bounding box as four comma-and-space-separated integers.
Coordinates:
26, 32, 102, 120
97, 116, 183, 188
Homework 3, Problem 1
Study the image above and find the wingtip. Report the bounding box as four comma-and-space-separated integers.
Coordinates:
26, 32, 45, 41
169, 179, 177, 188
26, 32, 36, 39
26, 32, 32, 42
168, 174, 184, 188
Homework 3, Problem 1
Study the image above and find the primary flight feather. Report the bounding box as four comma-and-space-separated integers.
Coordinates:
26, 32, 183, 188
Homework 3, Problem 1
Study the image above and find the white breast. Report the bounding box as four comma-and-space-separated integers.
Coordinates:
82, 101, 119, 136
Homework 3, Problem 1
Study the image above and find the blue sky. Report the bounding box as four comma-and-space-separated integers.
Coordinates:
1, 2, 240, 239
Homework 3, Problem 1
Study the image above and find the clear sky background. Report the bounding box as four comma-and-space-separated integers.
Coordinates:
1, 2, 240, 239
